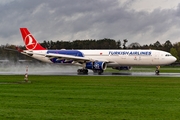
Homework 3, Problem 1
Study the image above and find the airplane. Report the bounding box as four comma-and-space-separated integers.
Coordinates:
18, 28, 177, 75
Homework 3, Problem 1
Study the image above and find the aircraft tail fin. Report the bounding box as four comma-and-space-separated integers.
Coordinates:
20, 28, 46, 50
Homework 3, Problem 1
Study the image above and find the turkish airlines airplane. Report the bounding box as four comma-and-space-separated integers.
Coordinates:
19, 28, 176, 75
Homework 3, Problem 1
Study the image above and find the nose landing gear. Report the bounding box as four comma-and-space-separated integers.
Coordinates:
155, 66, 160, 75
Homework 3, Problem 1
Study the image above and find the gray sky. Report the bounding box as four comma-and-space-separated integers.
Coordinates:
1, 0, 180, 46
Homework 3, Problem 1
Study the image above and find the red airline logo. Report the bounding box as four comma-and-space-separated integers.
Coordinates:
25, 34, 37, 50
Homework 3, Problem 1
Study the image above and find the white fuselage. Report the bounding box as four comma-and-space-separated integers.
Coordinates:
23, 49, 176, 67
81, 50, 176, 66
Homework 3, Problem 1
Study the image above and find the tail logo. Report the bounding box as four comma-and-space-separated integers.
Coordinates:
25, 34, 37, 50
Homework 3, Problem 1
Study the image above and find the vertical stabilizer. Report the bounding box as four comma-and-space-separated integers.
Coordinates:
20, 28, 46, 50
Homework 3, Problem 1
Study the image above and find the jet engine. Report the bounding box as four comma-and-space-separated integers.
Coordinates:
85, 61, 107, 70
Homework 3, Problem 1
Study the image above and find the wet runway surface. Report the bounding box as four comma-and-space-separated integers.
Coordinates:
32, 72, 180, 77
0, 63, 179, 77
0, 71, 180, 77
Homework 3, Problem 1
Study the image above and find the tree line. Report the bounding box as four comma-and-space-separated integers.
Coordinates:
1, 38, 180, 62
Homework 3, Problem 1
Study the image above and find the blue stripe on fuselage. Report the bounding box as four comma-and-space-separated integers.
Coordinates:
47, 50, 84, 63
47, 50, 84, 57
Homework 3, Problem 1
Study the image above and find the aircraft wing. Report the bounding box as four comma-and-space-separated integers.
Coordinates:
44, 53, 110, 63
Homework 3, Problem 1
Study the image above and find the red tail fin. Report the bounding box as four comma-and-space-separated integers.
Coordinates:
20, 28, 46, 50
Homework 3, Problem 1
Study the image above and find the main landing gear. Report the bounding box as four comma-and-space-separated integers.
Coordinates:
77, 69, 104, 75
155, 66, 160, 75
77, 69, 88, 74
93, 70, 104, 75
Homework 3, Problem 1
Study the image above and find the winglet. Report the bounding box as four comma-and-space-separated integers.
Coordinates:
20, 28, 46, 50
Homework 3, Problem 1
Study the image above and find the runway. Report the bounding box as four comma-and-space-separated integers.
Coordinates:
29, 72, 180, 77
0, 70, 180, 77
0, 63, 179, 77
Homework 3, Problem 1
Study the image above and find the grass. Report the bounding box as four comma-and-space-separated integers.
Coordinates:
0, 75, 180, 119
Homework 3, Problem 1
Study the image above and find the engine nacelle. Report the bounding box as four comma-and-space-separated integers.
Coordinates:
112, 66, 132, 70
85, 61, 107, 70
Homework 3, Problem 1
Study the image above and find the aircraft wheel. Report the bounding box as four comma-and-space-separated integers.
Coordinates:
155, 70, 159, 75
93, 70, 103, 75
98, 70, 104, 75
83, 69, 88, 74
77, 69, 88, 74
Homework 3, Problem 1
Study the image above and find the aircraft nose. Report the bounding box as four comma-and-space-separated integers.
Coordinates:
172, 56, 177, 62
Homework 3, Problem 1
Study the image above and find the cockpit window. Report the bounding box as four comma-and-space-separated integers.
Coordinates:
165, 54, 172, 56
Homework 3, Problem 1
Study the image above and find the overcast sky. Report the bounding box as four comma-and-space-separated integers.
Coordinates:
1, 0, 180, 46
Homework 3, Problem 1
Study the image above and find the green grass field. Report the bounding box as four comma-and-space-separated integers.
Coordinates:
0, 75, 180, 120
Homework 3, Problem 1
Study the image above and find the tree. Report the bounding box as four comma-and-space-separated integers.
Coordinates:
170, 48, 179, 61
163, 40, 172, 52
153, 41, 162, 49
128, 42, 141, 49
116, 40, 121, 49
123, 39, 128, 49
172, 42, 180, 61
